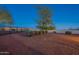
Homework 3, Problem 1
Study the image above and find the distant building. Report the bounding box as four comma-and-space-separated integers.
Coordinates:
0, 27, 31, 31
56, 29, 79, 34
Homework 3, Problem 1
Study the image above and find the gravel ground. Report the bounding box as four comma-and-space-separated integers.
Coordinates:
0, 32, 79, 55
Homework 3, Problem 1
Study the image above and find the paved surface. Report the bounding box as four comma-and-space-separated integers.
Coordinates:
0, 33, 79, 55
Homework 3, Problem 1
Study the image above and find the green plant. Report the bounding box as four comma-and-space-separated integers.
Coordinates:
36, 6, 55, 31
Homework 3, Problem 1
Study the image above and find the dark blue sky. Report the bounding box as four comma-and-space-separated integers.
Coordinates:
0, 4, 79, 30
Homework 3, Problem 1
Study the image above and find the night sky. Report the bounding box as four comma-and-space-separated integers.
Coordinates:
0, 4, 79, 30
